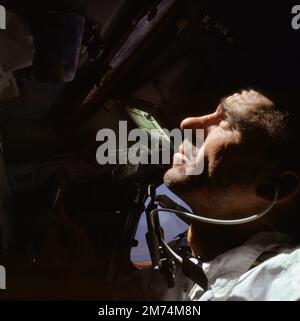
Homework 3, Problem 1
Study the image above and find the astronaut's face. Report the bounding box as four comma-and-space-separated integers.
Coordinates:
164, 90, 275, 220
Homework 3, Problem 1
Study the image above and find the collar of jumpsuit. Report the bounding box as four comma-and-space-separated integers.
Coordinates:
188, 230, 300, 301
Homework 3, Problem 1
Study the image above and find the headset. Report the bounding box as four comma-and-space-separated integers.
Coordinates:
145, 185, 280, 288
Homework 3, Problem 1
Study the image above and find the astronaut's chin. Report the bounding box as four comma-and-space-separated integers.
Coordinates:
163, 165, 190, 189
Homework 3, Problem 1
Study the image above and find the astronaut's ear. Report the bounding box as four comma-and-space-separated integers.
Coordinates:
277, 172, 300, 200
256, 171, 300, 202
